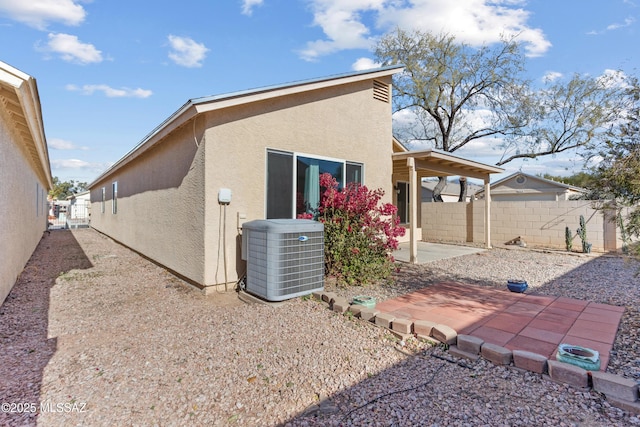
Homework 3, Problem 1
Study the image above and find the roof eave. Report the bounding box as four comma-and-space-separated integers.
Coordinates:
88, 102, 197, 187
393, 148, 505, 176
0, 61, 52, 189
192, 65, 404, 114
88, 66, 404, 187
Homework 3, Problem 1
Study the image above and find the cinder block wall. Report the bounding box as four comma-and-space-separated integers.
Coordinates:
419, 202, 469, 242
421, 200, 622, 252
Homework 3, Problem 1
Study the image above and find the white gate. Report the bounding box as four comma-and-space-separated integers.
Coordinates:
48, 199, 90, 229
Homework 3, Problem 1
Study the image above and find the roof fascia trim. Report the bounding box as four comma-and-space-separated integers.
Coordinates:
0, 62, 52, 189
89, 66, 404, 186
89, 102, 197, 186
192, 66, 403, 114
393, 149, 504, 175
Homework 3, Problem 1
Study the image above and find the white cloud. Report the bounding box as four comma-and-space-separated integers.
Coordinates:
167, 35, 209, 68
0, 0, 86, 30
607, 16, 636, 30
352, 57, 381, 70
589, 16, 636, 34
50, 158, 112, 171
42, 33, 102, 64
299, 0, 551, 61
66, 84, 153, 98
241, 0, 264, 16
542, 71, 563, 83
49, 138, 88, 150
299, 0, 383, 61
597, 69, 630, 89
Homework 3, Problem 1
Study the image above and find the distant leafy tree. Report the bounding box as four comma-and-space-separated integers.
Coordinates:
376, 29, 627, 201
49, 177, 88, 200
376, 29, 529, 201
590, 76, 640, 255
498, 72, 626, 166
541, 172, 597, 189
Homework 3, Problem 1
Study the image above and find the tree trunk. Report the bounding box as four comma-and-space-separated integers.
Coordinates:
432, 176, 446, 202
458, 177, 467, 202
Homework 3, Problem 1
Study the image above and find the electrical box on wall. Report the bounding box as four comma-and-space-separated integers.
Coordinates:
218, 188, 232, 204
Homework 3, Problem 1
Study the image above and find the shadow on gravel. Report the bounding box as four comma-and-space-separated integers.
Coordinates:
0, 230, 92, 426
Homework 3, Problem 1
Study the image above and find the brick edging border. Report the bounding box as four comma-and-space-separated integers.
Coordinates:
312, 291, 640, 415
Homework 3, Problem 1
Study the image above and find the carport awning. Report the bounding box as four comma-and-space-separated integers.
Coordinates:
391, 148, 504, 263
392, 149, 503, 180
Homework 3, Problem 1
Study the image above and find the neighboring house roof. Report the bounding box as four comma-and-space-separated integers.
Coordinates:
422, 179, 483, 197
0, 61, 52, 188
90, 65, 404, 187
392, 136, 408, 153
67, 190, 90, 200
476, 172, 587, 197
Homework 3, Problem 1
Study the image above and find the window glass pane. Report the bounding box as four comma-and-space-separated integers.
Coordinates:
112, 182, 118, 214
346, 162, 363, 184
266, 151, 293, 219
397, 182, 409, 224
296, 156, 342, 216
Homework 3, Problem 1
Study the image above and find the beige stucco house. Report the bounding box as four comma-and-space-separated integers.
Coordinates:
88, 66, 404, 292
477, 172, 587, 201
0, 61, 52, 304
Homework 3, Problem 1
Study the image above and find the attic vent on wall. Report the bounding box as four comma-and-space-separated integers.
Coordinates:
373, 80, 390, 103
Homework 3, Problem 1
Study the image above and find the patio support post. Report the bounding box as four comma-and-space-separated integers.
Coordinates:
408, 157, 418, 263
484, 177, 492, 249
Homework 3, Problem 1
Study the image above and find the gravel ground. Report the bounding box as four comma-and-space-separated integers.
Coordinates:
0, 229, 639, 426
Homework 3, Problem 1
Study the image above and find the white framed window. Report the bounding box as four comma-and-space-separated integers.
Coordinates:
112, 182, 118, 214
265, 149, 363, 219
101, 187, 106, 213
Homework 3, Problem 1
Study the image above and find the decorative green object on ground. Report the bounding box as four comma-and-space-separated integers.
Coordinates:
556, 343, 601, 371
351, 295, 376, 309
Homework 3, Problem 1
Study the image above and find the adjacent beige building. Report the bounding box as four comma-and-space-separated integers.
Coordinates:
88, 66, 403, 292
477, 172, 587, 201
0, 61, 52, 304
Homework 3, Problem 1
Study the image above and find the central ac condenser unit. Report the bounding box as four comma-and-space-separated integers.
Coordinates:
241, 219, 324, 301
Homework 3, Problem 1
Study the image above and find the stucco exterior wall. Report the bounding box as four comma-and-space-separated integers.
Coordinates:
0, 109, 48, 304
202, 78, 394, 286
421, 200, 620, 252
90, 123, 207, 285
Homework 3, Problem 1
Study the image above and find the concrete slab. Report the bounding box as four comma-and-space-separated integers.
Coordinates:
393, 242, 485, 264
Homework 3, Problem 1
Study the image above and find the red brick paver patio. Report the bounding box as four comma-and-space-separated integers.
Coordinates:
375, 283, 625, 371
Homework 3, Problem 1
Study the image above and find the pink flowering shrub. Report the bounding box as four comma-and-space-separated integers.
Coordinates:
299, 173, 405, 286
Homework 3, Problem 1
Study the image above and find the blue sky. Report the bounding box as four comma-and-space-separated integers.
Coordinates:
1, 0, 638, 184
